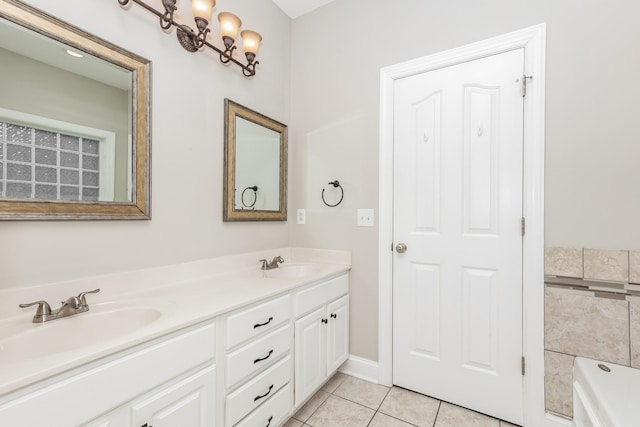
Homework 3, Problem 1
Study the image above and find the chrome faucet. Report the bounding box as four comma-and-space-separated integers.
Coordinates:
259, 256, 285, 270
19, 289, 100, 323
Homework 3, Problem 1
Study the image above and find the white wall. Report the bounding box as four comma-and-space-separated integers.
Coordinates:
289, 0, 640, 361
0, 0, 291, 289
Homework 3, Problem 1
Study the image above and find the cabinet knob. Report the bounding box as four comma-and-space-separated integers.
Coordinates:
321, 318, 328, 324
331, 313, 337, 319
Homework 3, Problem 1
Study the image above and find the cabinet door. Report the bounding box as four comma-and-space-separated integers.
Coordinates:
294, 307, 327, 406
130, 365, 215, 427
326, 295, 349, 374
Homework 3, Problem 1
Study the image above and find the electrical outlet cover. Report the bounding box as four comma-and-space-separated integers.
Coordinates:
357, 208, 374, 227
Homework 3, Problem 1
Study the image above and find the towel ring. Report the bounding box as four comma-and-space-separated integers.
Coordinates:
322, 180, 344, 207
241, 185, 258, 208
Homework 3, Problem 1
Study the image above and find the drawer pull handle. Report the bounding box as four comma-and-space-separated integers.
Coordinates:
254, 316, 274, 329
254, 384, 274, 402
254, 349, 274, 364
321, 318, 328, 324
265, 415, 273, 427
331, 313, 337, 319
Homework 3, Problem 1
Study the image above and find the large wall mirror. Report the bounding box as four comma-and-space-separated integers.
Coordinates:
224, 99, 287, 221
0, 0, 151, 220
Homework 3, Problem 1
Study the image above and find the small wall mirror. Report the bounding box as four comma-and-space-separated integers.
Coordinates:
0, 0, 151, 219
224, 99, 287, 221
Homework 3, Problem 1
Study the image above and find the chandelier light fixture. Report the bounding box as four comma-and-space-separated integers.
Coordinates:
116, 0, 262, 77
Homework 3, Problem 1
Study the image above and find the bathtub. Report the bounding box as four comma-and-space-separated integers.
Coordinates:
573, 357, 640, 427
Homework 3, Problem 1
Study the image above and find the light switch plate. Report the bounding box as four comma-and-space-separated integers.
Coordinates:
297, 209, 306, 225
357, 209, 374, 227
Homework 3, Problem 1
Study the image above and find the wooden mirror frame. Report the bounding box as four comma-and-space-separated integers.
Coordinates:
0, 0, 151, 220
223, 99, 287, 221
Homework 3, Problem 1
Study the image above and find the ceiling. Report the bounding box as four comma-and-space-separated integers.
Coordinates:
271, 0, 338, 19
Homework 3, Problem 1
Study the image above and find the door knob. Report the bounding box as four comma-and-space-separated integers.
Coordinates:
395, 243, 407, 253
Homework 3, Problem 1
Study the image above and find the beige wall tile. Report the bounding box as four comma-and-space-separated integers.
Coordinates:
544, 351, 575, 417
545, 288, 630, 365
631, 302, 640, 368
583, 248, 629, 282
545, 247, 583, 278
630, 251, 640, 284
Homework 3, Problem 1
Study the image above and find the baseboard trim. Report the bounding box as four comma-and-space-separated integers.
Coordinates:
338, 355, 379, 384
545, 412, 573, 426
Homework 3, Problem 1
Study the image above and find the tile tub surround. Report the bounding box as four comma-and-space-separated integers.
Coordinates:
290, 373, 517, 427
544, 247, 583, 278
583, 248, 629, 282
544, 351, 574, 416
544, 287, 630, 365
632, 301, 640, 368
0, 247, 351, 397
543, 245, 640, 419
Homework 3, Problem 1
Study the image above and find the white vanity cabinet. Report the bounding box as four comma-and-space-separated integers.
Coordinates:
0, 263, 350, 427
293, 274, 349, 407
0, 321, 217, 427
222, 294, 293, 427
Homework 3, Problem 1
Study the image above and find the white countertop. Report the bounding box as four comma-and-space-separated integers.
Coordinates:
0, 247, 350, 398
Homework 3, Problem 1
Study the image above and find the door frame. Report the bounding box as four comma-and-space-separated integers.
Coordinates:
378, 24, 546, 426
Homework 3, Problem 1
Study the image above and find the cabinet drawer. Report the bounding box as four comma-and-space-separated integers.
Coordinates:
226, 324, 291, 389
293, 274, 348, 317
234, 383, 291, 427
226, 356, 291, 427
226, 294, 290, 349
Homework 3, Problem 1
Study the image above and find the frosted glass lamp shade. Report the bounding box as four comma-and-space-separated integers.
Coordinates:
192, 0, 215, 21
241, 30, 262, 56
218, 12, 242, 40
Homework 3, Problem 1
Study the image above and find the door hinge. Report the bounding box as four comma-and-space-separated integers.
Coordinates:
521, 356, 526, 376
521, 75, 533, 97
521, 217, 526, 236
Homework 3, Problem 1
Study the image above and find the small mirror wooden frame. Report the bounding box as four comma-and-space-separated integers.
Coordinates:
0, 0, 151, 220
224, 99, 287, 221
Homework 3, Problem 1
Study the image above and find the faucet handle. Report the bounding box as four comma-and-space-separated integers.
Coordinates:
18, 300, 52, 317
259, 259, 268, 270
77, 288, 100, 306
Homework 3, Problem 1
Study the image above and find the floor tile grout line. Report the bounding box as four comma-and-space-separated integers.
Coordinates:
366, 385, 393, 427
432, 400, 442, 427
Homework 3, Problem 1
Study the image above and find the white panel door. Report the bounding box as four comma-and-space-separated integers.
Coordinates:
294, 307, 327, 406
392, 49, 524, 424
327, 295, 349, 374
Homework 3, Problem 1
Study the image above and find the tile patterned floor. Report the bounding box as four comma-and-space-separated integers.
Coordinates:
285, 373, 520, 427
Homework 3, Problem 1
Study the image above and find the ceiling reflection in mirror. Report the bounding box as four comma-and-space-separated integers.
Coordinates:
0, 17, 132, 203
0, 0, 150, 220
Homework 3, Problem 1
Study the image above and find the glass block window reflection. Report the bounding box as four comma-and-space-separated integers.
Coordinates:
0, 121, 100, 201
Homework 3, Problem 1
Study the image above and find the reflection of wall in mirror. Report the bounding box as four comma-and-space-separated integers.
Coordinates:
0, 47, 130, 202
234, 118, 280, 211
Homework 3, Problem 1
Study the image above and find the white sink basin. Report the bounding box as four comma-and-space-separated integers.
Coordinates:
0, 303, 163, 363
265, 263, 320, 279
